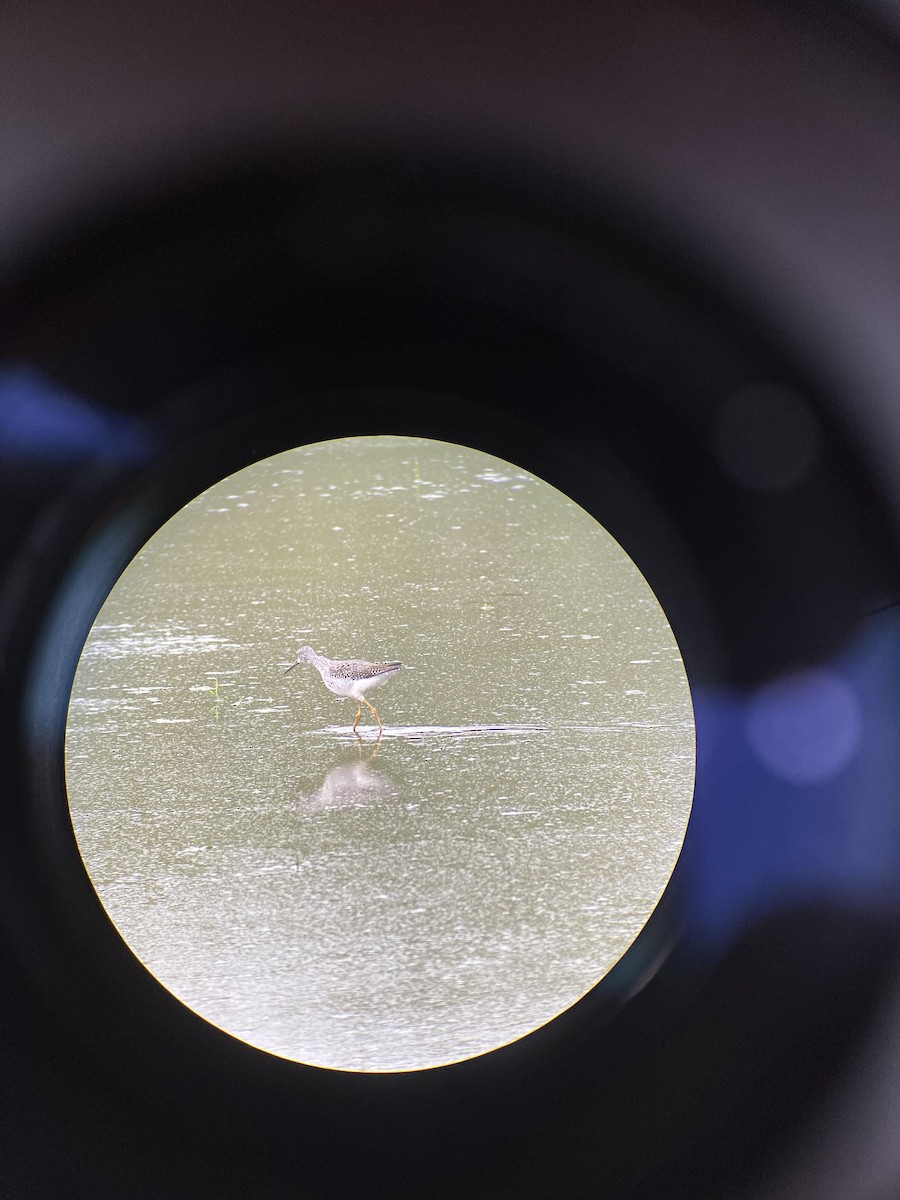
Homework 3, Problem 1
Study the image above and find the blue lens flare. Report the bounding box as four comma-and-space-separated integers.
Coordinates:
0, 367, 156, 464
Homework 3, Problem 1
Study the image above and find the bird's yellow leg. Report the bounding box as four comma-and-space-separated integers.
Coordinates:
362, 697, 383, 733
352, 704, 363, 736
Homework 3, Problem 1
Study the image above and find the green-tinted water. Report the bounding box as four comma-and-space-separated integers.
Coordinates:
65, 436, 694, 1071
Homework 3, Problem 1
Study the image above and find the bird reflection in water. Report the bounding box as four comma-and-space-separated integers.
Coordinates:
296, 743, 399, 817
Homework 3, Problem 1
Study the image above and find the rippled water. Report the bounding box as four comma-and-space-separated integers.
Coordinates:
65, 436, 694, 1071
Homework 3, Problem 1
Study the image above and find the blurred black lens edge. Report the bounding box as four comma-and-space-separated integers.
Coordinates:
3, 138, 900, 1198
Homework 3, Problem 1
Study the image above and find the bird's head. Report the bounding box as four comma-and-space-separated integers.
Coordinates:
285, 645, 317, 673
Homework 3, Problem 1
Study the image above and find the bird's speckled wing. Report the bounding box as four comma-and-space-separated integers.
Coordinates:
333, 659, 403, 680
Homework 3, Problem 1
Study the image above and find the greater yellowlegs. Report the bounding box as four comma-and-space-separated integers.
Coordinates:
285, 646, 404, 734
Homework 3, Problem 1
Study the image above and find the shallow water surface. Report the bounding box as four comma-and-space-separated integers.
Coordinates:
66, 437, 694, 1071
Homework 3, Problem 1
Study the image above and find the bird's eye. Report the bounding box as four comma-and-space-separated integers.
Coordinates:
64, 433, 693, 1071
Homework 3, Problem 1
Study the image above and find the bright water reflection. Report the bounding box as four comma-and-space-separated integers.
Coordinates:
66, 436, 694, 1071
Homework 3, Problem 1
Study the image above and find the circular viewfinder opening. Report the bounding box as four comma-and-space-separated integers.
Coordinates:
65, 434, 695, 1072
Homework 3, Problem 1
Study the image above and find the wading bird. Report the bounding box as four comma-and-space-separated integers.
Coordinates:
285, 646, 404, 735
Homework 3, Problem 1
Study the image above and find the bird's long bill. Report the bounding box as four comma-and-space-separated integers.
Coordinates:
284, 662, 299, 673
